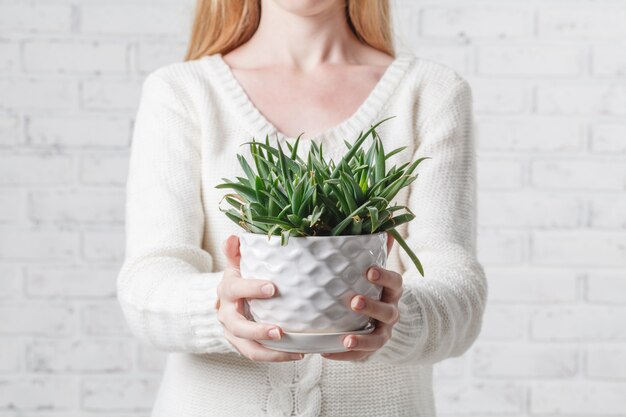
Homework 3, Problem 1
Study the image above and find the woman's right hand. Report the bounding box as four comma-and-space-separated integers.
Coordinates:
216, 234, 305, 362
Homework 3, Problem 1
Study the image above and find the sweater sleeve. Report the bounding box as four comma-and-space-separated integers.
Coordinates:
363, 78, 488, 366
116, 72, 241, 355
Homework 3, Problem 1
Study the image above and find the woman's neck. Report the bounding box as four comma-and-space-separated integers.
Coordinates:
242, 0, 366, 72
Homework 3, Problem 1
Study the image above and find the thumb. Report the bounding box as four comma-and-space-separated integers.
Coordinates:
221, 235, 241, 270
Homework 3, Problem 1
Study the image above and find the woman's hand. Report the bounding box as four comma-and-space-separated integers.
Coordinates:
215, 235, 305, 362
321, 233, 403, 361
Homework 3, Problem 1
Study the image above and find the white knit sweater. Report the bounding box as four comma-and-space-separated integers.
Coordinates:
117, 50, 488, 417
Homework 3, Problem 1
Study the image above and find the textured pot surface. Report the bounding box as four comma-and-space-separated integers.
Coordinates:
238, 231, 387, 333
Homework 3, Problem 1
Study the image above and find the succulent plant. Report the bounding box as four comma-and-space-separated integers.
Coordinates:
215, 116, 429, 277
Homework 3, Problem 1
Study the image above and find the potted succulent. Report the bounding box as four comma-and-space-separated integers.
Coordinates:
215, 116, 429, 353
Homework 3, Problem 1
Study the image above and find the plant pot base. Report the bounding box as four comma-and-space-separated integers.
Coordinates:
256, 320, 376, 353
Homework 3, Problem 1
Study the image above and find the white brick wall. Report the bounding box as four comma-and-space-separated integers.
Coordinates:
0, 0, 624, 415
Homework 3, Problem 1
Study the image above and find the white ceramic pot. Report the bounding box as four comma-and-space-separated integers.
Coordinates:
238, 230, 388, 334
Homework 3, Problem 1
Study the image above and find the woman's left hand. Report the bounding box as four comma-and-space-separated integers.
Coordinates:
321, 233, 403, 362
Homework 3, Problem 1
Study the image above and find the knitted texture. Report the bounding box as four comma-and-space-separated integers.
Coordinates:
117, 50, 488, 417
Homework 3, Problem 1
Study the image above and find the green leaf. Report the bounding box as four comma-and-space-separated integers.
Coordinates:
251, 215, 293, 228
388, 228, 424, 277
378, 212, 416, 231
237, 154, 256, 185
374, 133, 386, 185
277, 203, 293, 219
367, 206, 379, 230
287, 213, 302, 227
214, 182, 257, 201
384, 145, 407, 161
331, 197, 387, 236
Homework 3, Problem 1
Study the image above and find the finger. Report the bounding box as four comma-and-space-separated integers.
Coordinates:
350, 293, 400, 325
341, 322, 391, 352
224, 328, 304, 362
221, 235, 241, 270
320, 323, 391, 360
366, 266, 403, 303
222, 276, 277, 301
220, 303, 284, 341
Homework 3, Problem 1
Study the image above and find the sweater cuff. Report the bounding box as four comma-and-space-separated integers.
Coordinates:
187, 272, 242, 355
363, 280, 427, 364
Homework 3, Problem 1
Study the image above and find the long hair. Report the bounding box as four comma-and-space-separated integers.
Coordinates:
184, 0, 394, 61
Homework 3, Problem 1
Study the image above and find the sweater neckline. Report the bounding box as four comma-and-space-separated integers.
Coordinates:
203, 51, 415, 143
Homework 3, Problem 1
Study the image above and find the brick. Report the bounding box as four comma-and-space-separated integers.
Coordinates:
82, 378, 159, 410
137, 344, 167, 373
26, 265, 118, 298
27, 340, 130, 373
0, 378, 76, 409
0, 339, 22, 372
532, 231, 626, 267
0, 227, 77, 261
589, 194, 626, 228
23, 41, 127, 73
484, 266, 579, 303
0, 41, 19, 72
436, 381, 524, 415
591, 123, 626, 153
0, 115, 19, 147
476, 116, 583, 152
531, 159, 626, 190
81, 80, 142, 110
433, 355, 466, 379
0, 189, 22, 223
479, 305, 525, 341
80, 5, 187, 36
587, 270, 626, 303
0, 264, 21, 299
0, 303, 74, 335
82, 229, 125, 261
81, 303, 130, 335
478, 191, 582, 228
409, 44, 469, 74
421, 7, 527, 39
0, 153, 73, 185
0, 79, 74, 110
531, 306, 626, 341
593, 45, 626, 76
471, 79, 527, 114
136, 42, 186, 73
478, 44, 582, 76
29, 189, 125, 223
473, 345, 578, 378
530, 382, 626, 415
80, 153, 129, 186
477, 160, 523, 189
477, 231, 526, 265
0, 3, 72, 32
27, 115, 131, 148
536, 82, 626, 116
587, 347, 626, 379
539, 8, 626, 39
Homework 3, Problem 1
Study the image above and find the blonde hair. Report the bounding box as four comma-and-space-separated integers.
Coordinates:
184, 0, 394, 61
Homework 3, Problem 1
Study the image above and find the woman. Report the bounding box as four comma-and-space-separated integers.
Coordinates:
117, 0, 488, 416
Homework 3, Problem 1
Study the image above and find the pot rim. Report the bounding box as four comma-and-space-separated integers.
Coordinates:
238, 230, 387, 240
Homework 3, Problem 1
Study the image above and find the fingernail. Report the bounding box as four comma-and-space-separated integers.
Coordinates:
352, 296, 365, 310
290, 353, 304, 360
268, 327, 281, 339
262, 284, 275, 296
368, 268, 380, 281
344, 336, 356, 349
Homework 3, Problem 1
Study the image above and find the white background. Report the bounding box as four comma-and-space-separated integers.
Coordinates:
0, 0, 625, 415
